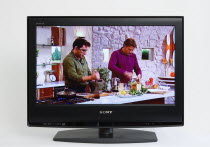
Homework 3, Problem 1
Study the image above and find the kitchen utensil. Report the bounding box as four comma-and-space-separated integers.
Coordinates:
45, 70, 56, 82
56, 90, 76, 98
89, 80, 104, 93
147, 89, 169, 94
76, 92, 113, 98
93, 80, 100, 99
111, 77, 120, 92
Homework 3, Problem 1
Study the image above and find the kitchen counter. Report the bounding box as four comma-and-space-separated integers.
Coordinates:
36, 81, 65, 89
77, 91, 175, 104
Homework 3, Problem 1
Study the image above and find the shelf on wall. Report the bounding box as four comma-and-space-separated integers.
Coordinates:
37, 44, 60, 47
36, 63, 57, 67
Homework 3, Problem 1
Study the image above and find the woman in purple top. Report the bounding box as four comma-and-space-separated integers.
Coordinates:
108, 38, 142, 83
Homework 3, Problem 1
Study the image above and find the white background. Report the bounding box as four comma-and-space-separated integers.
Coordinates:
0, 0, 210, 146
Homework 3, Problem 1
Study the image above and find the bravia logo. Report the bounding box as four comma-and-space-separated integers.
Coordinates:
99, 111, 112, 114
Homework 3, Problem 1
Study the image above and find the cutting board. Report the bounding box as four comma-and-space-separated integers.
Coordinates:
147, 89, 170, 94
76, 92, 113, 98
148, 91, 169, 94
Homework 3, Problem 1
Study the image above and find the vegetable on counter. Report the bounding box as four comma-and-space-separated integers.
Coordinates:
129, 85, 148, 96
129, 89, 143, 95
141, 86, 148, 93
117, 83, 149, 97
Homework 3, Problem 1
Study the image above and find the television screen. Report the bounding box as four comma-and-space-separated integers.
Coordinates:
36, 25, 176, 105
28, 17, 184, 143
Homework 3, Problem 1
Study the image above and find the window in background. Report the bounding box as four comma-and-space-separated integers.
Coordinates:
142, 48, 154, 61
52, 46, 61, 63
102, 49, 110, 63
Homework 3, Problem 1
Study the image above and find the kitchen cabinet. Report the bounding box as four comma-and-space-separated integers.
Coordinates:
52, 63, 64, 81
36, 26, 66, 46
51, 27, 66, 46
37, 87, 54, 100
127, 98, 164, 104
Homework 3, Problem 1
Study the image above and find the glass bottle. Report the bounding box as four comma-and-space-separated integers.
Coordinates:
51, 36, 54, 45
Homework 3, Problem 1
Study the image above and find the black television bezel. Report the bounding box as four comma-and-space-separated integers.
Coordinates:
28, 16, 184, 127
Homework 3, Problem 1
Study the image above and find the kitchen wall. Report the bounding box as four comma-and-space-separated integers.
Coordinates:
36, 26, 52, 84
37, 26, 174, 84
36, 26, 92, 84
62, 26, 93, 70
92, 26, 175, 84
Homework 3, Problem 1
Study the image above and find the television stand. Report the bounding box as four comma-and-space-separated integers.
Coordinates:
53, 128, 158, 143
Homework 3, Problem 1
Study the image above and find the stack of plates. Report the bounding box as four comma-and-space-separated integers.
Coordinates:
158, 77, 175, 86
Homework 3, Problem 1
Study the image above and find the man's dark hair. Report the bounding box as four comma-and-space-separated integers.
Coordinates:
123, 38, 137, 48
73, 37, 91, 49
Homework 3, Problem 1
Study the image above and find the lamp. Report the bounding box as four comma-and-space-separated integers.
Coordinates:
76, 32, 85, 38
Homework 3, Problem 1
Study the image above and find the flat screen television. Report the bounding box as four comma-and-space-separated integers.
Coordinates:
28, 16, 184, 143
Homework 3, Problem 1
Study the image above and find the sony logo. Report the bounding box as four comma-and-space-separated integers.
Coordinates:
99, 111, 113, 114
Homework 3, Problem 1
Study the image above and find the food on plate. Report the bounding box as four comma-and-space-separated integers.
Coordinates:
145, 78, 154, 85
130, 81, 141, 91
130, 81, 137, 90
117, 92, 130, 97
136, 83, 141, 91
129, 85, 148, 96
153, 84, 159, 89
129, 89, 142, 95
149, 78, 154, 84
120, 91, 127, 95
117, 83, 148, 97
141, 87, 148, 93
170, 72, 175, 77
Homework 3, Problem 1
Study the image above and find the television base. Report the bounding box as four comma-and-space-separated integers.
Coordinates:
53, 128, 157, 143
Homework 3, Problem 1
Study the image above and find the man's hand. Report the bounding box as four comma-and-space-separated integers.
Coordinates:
91, 70, 100, 80
82, 70, 100, 82
124, 71, 133, 80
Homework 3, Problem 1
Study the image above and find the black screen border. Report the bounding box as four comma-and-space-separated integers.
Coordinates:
28, 16, 184, 127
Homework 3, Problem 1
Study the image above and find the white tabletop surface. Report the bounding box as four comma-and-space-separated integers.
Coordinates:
78, 91, 174, 104
36, 81, 65, 89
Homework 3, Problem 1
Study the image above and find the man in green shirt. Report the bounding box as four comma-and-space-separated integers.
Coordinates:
63, 38, 100, 93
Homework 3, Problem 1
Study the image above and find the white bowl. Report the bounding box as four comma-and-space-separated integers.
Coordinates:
159, 86, 170, 90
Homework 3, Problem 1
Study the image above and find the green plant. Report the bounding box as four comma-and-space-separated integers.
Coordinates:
52, 47, 61, 60
36, 49, 39, 57
142, 49, 149, 60
36, 72, 39, 78
96, 67, 110, 91
141, 85, 148, 93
